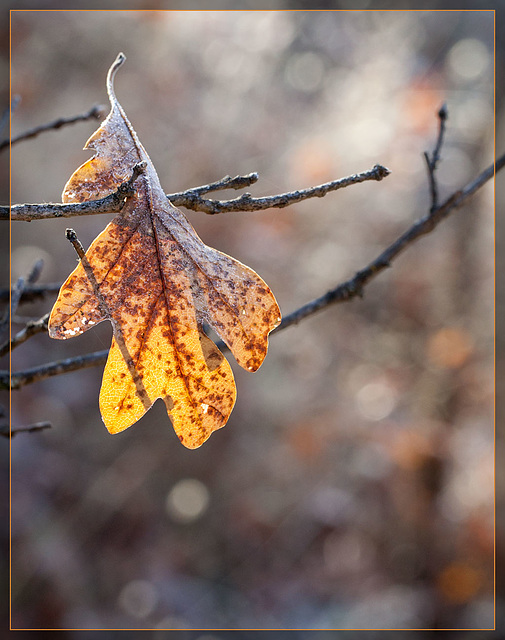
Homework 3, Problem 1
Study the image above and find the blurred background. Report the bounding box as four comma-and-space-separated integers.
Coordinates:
4, 9, 495, 632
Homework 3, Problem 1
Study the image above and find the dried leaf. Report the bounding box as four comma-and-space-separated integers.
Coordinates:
48, 53, 281, 448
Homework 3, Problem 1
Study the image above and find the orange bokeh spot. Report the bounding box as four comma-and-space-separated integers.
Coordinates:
437, 561, 483, 604
427, 327, 474, 369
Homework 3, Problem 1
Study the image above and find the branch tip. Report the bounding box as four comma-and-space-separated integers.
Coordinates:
373, 164, 391, 180
438, 103, 448, 121
65, 228, 77, 242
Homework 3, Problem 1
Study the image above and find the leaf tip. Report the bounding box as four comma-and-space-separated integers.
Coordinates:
107, 52, 126, 99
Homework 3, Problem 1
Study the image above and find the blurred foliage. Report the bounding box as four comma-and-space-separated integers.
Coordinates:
5, 9, 494, 631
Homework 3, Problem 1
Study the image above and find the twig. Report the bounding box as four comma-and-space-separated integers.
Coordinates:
174, 172, 259, 196
3, 164, 390, 221
273, 151, 502, 333
3, 161, 146, 221
4, 278, 24, 330
0, 283, 61, 304
0, 94, 21, 134
0, 104, 106, 152
423, 104, 448, 211
0, 421, 52, 438
168, 164, 390, 214
5, 350, 109, 389
65, 227, 151, 412
0, 258, 44, 328
26, 258, 45, 285
0, 312, 49, 358
4, 151, 501, 390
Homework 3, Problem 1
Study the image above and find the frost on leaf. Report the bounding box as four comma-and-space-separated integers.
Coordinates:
48, 53, 281, 449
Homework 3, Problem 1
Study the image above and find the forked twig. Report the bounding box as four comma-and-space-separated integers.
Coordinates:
168, 164, 390, 214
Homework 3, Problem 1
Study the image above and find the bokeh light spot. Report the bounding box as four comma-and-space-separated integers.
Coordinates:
427, 327, 474, 369
356, 381, 397, 421
117, 579, 158, 619
447, 38, 490, 81
437, 562, 483, 604
285, 51, 325, 92
166, 478, 210, 523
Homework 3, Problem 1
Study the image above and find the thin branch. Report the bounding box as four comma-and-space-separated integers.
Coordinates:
0, 421, 52, 438
173, 172, 259, 196
3, 164, 390, 222
423, 103, 448, 212
64, 227, 151, 412
0, 312, 49, 358
0, 94, 21, 134
0, 258, 44, 328
0, 282, 61, 304
3, 161, 146, 221
274, 151, 501, 333
4, 277, 24, 329
168, 164, 391, 214
0, 104, 106, 152
0, 283, 60, 304
5, 350, 109, 389
4, 151, 500, 390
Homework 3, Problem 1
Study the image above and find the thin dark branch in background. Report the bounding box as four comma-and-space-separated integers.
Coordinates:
0, 94, 21, 134
6, 350, 109, 389
2, 164, 390, 221
0, 421, 52, 438
423, 103, 448, 212
0, 104, 106, 152
1, 258, 44, 329
0, 283, 61, 304
4, 278, 24, 330
274, 156, 501, 333
5, 151, 501, 390
0, 312, 49, 358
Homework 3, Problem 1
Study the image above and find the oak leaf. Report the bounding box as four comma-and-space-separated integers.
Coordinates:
48, 53, 281, 449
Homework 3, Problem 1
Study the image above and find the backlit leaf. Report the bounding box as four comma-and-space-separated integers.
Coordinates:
48, 53, 281, 448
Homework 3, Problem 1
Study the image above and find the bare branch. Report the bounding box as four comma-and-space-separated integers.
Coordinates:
0, 95, 21, 134
0, 421, 52, 438
3, 164, 389, 222
4, 277, 24, 329
0, 312, 49, 358
0, 104, 106, 152
274, 152, 501, 333
64, 227, 151, 413
171, 172, 259, 197
5, 350, 109, 389
4, 151, 500, 390
168, 164, 391, 214
423, 104, 448, 211
1, 258, 44, 328
0, 283, 61, 304
3, 161, 146, 221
